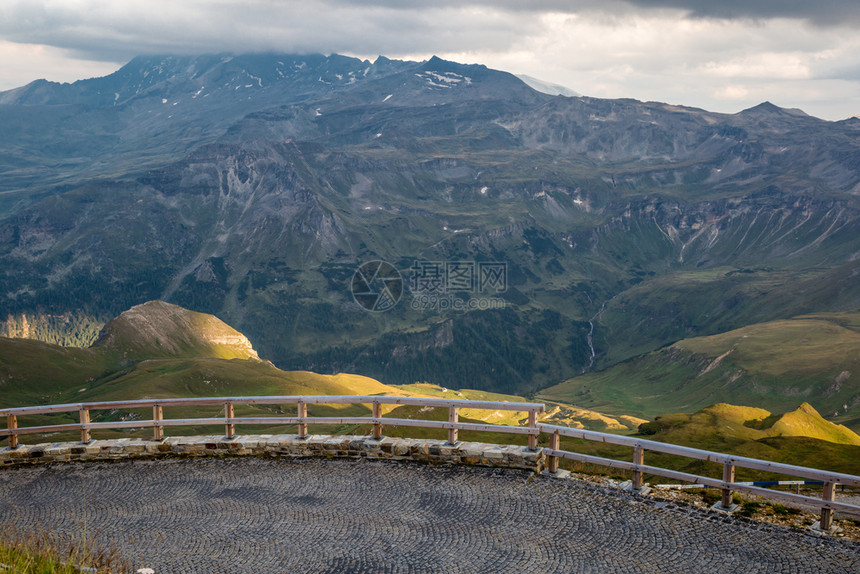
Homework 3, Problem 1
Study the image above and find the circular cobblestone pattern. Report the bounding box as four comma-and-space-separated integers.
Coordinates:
1, 457, 858, 573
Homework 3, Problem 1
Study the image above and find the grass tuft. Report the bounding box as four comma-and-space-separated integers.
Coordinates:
0, 522, 130, 573
736, 500, 763, 518
770, 503, 789, 515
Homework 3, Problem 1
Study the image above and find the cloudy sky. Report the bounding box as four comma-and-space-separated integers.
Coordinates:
1, 0, 859, 120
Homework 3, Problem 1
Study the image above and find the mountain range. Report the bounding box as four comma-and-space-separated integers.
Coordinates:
1, 52, 858, 411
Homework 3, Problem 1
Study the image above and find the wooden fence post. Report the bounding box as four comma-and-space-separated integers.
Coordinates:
372, 400, 382, 440
152, 405, 164, 441
820, 481, 836, 531
447, 405, 459, 445
297, 400, 307, 439
721, 462, 736, 509
632, 445, 644, 490
548, 430, 560, 473
79, 408, 91, 444
527, 409, 538, 451
225, 402, 235, 439
7, 414, 18, 449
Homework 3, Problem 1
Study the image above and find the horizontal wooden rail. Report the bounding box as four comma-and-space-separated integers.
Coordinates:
539, 423, 860, 530
0, 396, 544, 448
538, 424, 860, 487
0, 395, 544, 417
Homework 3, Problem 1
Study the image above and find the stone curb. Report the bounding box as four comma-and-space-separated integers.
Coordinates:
0, 434, 545, 471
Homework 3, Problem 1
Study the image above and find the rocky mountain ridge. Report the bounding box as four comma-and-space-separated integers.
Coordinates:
0, 53, 417, 207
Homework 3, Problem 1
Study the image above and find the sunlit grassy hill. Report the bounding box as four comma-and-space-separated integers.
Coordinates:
631, 402, 860, 478
393, 382, 647, 431
1, 301, 641, 442
640, 402, 860, 447
0, 301, 406, 402
93, 300, 260, 361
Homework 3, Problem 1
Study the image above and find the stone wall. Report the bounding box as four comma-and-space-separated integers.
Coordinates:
1, 434, 544, 471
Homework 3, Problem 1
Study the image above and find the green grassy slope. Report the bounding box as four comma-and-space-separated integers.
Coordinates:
0, 337, 114, 405
594, 262, 860, 368
539, 310, 860, 432
76, 359, 397, 403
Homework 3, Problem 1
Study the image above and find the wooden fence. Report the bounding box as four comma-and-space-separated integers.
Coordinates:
539, 423, 860, 531
2, 396, 859, 531
0, 395, 544, 451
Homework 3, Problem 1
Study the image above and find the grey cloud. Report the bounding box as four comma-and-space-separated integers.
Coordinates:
334, 0, 860, 26
816, 61, 860, 82
0, 1, 540, 63
1, 0, 856, 69
621, 0, 860, 26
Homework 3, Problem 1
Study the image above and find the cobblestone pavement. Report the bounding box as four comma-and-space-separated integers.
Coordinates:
1, 457, 857, 573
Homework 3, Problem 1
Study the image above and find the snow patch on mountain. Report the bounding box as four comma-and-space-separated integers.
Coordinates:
517, 74, 580, 97
415, 71, 472, 89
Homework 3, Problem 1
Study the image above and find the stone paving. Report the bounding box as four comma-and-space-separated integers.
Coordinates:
1, 457, 858, 573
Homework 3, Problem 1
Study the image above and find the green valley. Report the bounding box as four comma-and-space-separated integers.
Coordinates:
539, 310, 860, 432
